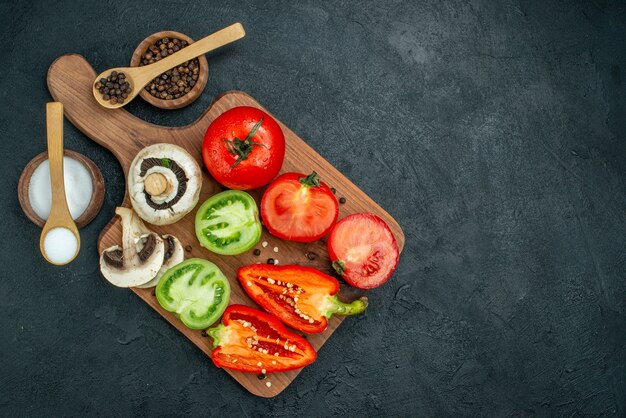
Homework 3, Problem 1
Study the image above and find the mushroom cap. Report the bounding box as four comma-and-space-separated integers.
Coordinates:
99, 207, 166, 288
128, 143, 202, 226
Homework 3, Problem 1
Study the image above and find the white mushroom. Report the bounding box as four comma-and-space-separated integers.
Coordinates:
128, 143, 202, 225
99, 207, 165, 287
136, 234, 184, 289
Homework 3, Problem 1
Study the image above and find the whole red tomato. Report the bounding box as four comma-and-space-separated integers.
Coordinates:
202, 106, 285, 190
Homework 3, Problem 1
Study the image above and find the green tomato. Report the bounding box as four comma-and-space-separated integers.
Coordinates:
156, 258, 231, 329
195, 190, 262, 255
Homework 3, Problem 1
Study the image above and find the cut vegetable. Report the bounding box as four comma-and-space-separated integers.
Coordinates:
238, 264, 368, 333
195, 190, 262, 255
99, 207, 165, 287
136, 234, 184, 289
208, 305, 316, 373
260, 172, 338, 242
328, 213, 399, 289
155, 258, 231, 329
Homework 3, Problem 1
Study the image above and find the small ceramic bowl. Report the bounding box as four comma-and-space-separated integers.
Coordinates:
130, 31, 209, 110
18, 150, 105, 228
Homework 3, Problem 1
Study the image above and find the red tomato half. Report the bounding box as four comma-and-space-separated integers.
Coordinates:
202, 106, 285, 190
261, 172, 338, 242
328, 213, 400, 289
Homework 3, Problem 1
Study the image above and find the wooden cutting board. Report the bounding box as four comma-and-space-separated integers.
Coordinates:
47, 54, 405, 397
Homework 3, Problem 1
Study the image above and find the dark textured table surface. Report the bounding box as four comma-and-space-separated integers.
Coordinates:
2, 0, 625, 416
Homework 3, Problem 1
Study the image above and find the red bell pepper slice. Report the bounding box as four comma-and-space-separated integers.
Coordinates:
238, 264, 368, 334
207, 305, 316, 373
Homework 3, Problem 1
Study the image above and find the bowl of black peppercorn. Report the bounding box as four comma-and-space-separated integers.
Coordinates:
130, 31, 209, 109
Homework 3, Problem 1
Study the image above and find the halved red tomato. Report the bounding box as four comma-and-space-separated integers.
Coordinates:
260, 172, 338, 242
202, 106, 285, 190
328, 213, 399, 289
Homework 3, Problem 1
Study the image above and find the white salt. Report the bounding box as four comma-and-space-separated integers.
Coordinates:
29, 157, 93, 221
43, 227, 78, 265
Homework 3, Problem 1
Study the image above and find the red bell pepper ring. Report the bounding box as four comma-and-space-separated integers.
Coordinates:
207, 305, 316, 373
238, 264, 368, 334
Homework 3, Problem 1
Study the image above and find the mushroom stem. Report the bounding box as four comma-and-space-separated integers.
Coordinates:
144, 172, 170, 196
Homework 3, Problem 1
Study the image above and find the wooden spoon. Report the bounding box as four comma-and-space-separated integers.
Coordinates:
92, 22, 246, 109
39, 102, 81, 265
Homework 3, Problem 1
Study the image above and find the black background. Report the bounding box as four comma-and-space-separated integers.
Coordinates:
2, 0, 625, 416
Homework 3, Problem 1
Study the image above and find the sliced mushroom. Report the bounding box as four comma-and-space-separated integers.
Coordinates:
99, 207, 165, 287
136, 234, 184, 289
128, 144, 202, 225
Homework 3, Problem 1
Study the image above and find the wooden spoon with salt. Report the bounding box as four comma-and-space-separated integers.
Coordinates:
92, 22, 246, 109
39, 102, 81, 265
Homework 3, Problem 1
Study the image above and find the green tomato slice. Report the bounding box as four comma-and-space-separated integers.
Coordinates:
195, 190, 262, 255
156, 258, 231, 329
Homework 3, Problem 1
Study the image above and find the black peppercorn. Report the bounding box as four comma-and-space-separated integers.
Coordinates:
138, 36, 200, 101
95, 71, 132, 104
305, 252, 318, 261
253, 249, 261, 256
339, 197, 347, 204
267, 258, 275, 265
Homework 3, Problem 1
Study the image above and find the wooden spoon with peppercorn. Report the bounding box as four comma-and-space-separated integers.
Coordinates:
92, 22, 245, 109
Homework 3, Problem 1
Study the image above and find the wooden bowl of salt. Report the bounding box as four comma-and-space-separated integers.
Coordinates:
18, 150, 105, 228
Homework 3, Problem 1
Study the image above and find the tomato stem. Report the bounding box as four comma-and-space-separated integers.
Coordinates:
224, 117, 266, 168
298, 171, 321, 188
332, 260, 346, 275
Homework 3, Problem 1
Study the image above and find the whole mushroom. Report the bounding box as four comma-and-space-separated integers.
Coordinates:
100, 207, 166, 287
128, 143, 202, 225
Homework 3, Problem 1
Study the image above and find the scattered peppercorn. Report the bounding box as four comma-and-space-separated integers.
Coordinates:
184, 245, 192, 253
339, 197, 347, 204
139, 37, 200, 100
95, 71, 132, 105
267, 258, 275, 265
330, 187, 336, 194
257, 374, 266, 380
305, 251, 318, 261
253, 249, 261, 256
201, 330, 208, 337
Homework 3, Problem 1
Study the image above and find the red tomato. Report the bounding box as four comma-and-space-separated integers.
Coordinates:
202, 106, 285, 190
261, 172, 338, 242
328, 213, 399, 289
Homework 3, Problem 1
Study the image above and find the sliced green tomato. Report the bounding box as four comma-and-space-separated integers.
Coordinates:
156, 258, 231, 329
195, 190, 262, 255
